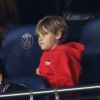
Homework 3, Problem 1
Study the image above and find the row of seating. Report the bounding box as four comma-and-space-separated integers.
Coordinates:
1, 18, 100, 99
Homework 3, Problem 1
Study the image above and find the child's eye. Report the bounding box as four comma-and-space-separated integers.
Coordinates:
42, 32, 48, 35
35, 33, 39, 37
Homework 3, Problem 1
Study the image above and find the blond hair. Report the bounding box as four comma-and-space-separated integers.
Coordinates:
35, 16, 69, 43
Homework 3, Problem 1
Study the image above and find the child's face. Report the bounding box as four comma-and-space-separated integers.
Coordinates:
38, 27, 61, 50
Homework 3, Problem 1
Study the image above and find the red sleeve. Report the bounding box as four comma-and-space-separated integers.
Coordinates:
46, 52, 75, 88
38, 53, 47, 78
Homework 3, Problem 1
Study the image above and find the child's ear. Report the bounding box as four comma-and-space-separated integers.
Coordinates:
56, 32, 62, 40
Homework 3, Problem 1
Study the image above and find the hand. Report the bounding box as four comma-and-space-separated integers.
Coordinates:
36, 68, 41, 75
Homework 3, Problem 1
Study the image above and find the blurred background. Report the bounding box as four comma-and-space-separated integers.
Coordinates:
0, 0, 100, 98
0, 0, 100, 40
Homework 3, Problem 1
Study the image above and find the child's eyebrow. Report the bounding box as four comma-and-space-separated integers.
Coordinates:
34, 33, 39, 38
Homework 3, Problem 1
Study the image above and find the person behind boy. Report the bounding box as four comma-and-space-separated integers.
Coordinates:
0, 58, 29, 100
35, 16, 85, 98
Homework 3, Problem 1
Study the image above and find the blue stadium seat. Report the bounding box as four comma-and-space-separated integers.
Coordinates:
80, 18, 100, 96
2, 25, 50, 100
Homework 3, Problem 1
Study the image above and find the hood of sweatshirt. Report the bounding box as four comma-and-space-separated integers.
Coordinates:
49, 42, 85, 61
64, 42, 85, 61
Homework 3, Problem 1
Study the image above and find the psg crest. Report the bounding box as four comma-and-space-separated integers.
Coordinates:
21, 33, 33, 49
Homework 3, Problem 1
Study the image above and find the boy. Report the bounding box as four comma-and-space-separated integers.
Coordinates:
35, 15, 85, 89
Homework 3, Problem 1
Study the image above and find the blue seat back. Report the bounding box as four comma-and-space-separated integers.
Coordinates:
2, 25, 49, 90
80, 18, 100, 84
79, 18, 100, 96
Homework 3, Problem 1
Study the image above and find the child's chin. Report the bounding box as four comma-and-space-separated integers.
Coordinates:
40, 47, 46, 50
41, 47, 49, 50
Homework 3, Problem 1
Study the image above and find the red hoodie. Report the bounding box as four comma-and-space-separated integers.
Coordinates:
39, 42, 85, 88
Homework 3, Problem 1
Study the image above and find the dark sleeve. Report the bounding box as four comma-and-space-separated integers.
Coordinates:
7, 83, 27, 92
5, 83, 29, 100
